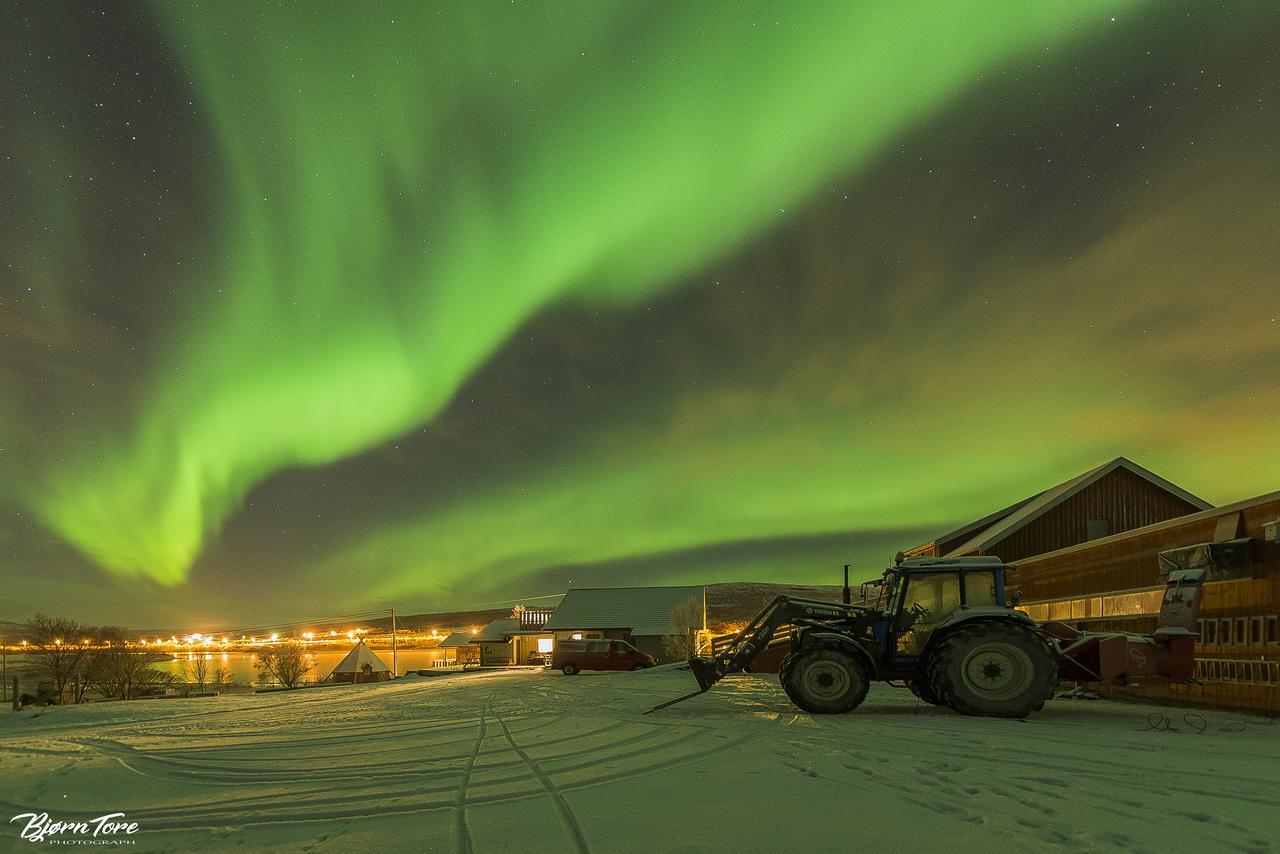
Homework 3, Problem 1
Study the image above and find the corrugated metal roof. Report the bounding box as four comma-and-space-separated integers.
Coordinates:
543, 586, 704, 636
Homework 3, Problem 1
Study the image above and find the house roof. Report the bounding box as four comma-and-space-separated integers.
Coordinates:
474, 619, 521, 642
329, 640, 390, 674
437, 631, 478, 648
944, 457, 1211, 557
543, 585, 705, 636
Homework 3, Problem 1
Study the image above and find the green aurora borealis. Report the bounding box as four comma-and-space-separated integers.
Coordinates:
3, 2, 1279, 625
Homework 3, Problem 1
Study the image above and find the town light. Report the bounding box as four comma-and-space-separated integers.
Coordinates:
54, 639, 62, 646
346, 631, 355, 640
270, 633, 279, 642
304, 632, 314, 640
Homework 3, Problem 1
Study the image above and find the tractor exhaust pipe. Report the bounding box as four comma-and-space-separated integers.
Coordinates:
842, 564, 851, 605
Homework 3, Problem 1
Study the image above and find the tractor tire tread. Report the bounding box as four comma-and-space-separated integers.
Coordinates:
781, 647, 870, 715
927, 621, 1057, 719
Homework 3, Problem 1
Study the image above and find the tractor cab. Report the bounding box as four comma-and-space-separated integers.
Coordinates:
880, 556, 1012, 659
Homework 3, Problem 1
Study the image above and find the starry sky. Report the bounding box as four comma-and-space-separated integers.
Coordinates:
2, 2, 1278, 628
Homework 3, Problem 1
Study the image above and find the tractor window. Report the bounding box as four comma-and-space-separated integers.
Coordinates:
963, 572, 998, 606
902, 573, 961, 620
897, 573, 961, 657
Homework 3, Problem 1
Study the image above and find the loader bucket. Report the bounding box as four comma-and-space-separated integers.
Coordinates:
688, 657, 723, 692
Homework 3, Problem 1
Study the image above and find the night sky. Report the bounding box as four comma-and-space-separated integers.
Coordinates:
2, 2, 1278, 628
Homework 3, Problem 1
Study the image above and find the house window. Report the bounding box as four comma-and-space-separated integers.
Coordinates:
1220, 619, 1233, 645
1266, 616, 1278, 645
537, 637, 554, 654
1250, 617, 1264, 648
1202, 619, 1216, 645
1234, 618, 1248, 645
1087, 519, 1111, 540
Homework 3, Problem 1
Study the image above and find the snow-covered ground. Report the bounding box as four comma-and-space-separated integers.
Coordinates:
1, 667, 1276, 853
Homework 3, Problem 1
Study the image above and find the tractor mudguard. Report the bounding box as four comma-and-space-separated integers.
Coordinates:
920, 610, 1046, 662
803, 631, 879, 677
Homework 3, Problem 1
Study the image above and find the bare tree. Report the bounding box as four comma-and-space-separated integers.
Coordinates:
186, 655, 211, 692
87, 627, 176, 701
662, 597, 704, 662
255, 642, 312, 688
213, 666, 232, 688
25, 614, 93, 702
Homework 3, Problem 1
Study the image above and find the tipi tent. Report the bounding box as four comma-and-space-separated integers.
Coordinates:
329, 640, 392, 683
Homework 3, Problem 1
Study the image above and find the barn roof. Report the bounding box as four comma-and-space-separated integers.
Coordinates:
943, 457, 1211, 557
329, 640, 390, 674
543, 586, 704, 636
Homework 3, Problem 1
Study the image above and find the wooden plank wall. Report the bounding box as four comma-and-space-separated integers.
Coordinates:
1010, 494, 1280, 714
989, 468, 1206, 563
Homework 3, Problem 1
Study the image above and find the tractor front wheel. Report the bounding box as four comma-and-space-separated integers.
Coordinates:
927, 622, 1056, 718
781, 647, 869, 714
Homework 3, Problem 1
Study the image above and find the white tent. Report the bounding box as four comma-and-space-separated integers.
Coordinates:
329, 640, 392, 683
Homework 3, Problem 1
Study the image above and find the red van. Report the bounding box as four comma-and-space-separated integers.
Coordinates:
552, 639, 657, 674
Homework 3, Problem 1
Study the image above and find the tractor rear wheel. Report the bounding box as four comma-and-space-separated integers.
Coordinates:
781, 647, 869, 714
927, 622, 1057, 718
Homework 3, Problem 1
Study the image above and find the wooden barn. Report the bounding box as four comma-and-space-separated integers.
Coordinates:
903, 457, 1211, 563
1011, 490, 1280, 714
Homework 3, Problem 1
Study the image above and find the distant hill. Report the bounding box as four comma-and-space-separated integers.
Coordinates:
706, 582, 848, 631
355, 608, 515, 633
2, 584, 867, 642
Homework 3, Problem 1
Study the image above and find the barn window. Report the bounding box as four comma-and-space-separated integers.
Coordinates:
1250, 617, 1264, 647
1087, 519, 1111, 540
1202, 620, 1216, 645
1266, 616, 1278, 645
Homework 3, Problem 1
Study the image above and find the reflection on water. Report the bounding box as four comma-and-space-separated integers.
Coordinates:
157, 649, 449, 685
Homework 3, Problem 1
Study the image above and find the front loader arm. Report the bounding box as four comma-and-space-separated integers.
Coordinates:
645, 595, 867, 714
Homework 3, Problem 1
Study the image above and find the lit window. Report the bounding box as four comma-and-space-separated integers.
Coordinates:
537, 638, 554, 653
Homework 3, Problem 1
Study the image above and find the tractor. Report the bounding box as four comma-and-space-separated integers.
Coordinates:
647, 554, 1205, 719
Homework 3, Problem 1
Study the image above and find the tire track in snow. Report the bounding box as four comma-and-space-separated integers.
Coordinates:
450, 698, 490, 854
492, 702, 592, 854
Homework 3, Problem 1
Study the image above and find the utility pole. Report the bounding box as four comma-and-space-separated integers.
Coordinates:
390, 608, 398, 678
